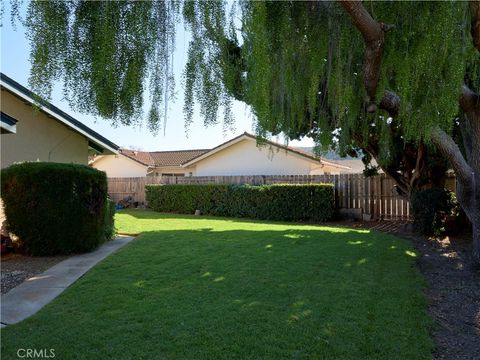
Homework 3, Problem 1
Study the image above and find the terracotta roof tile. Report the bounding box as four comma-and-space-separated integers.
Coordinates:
149, 149, 210, 167
119, 149, 154, 167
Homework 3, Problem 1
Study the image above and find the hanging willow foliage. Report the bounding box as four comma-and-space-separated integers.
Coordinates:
21, 0, 180, 132
235, 1, 477, 152
182, 1, 478, 164
14, 0, 479, 151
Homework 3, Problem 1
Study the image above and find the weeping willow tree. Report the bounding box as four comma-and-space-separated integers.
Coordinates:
10, 0, 480, 264
18, 0, 180, 133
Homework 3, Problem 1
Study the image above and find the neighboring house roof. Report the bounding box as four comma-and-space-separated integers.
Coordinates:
117, 148, 209, 168
1, 111, 17, 134
119, 149, 154, 167
182, 132, 351, 170
331, 159, 366, 173
0, 73, 119, 154
294, 147, 380, 174
150, 149, 210, 167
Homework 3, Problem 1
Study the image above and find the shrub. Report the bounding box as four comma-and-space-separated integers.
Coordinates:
1, 162, 114, 255
411, 187, 459, 235
104, 199, 117, 241
146, 183, 334, 222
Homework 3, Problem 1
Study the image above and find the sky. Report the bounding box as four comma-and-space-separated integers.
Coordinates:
0, 3, 314, 151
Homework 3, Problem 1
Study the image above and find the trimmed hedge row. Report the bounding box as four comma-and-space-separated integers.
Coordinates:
146, 184, 334, 221
1, 162, 115, 256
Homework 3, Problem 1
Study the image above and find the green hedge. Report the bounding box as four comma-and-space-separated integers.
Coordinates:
146, 184, 334, 221
1, 162, 115, 256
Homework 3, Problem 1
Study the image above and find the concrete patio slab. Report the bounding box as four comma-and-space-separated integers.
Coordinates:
1, 235, 135, 326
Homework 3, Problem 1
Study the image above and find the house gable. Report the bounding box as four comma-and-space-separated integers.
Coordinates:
92, 153, 148, 177
182, 133, 350, 175
187, 136, 326, 176
1, 89, 91, 168
0, 73, 119, 155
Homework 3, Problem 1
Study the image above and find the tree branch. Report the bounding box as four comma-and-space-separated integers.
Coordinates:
459, 84, 480, 115
471, 0, 480, 51
410, 142, 425, 190
379, 90, 401, 116
340, 0, 392, 112
431, 127, 473, 185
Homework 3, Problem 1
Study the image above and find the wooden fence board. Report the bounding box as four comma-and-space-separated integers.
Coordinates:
106, 173, 457, 220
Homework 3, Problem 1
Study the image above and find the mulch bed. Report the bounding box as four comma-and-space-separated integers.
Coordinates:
409, 233, 480, 360
1, 253, 67, 294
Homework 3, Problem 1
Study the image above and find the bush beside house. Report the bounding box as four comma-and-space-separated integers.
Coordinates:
1, 162, 115, 255
146, 184, 334, 221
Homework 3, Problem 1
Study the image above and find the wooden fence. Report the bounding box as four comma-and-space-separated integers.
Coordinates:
107, 173, 426, 221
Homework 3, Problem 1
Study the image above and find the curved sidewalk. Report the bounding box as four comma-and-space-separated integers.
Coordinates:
1, 235, 135, 327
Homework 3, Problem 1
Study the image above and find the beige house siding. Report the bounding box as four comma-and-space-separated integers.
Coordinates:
1, 89, 88, 168
310, 164, 344, 175
92, 154, 148, 177
193, 137, 340, 176
150, 166, 195, 176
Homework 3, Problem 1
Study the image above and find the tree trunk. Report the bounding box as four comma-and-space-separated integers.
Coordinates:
432, 114, 480, 267
455, 173, 480, 266
342, 0, 480, 267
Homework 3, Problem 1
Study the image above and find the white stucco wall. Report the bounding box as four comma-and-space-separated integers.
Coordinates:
150, 166, 194, 176
92, 155, 147, 177
1, 90, 89, 168
192, 138, 338, 176
310, 164, 343, 175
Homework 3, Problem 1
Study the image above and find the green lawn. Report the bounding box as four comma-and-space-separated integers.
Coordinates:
1, 210, 432, 359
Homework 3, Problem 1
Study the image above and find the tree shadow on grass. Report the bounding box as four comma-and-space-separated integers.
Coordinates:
118, 208, 349, 228
1, 226, 435, 360
99, 210, 479, 358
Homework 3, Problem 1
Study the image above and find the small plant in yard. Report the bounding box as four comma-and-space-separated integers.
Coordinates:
411, 188, 461, 236
1, 162, 115, 255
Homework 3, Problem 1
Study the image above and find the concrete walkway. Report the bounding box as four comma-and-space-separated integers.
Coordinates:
1, 235, 135, 327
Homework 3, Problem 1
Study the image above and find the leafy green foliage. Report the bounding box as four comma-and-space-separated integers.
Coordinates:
182, 0, 235, 131
16, 1, 479, 169
23, 0, 179, 131
377, 2, 473, 140
237, 2, 476, 149
411, 188, 459, 236
1, 162, 114, 255
146, 184, 334, 221
0, 211, 433, 359
104, 199, 117, 241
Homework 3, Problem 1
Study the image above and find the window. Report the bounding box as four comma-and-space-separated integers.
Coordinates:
161, 173, 185, 177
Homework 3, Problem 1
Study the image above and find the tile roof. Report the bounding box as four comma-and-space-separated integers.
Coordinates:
119, 149, 210, 167
119, 149, 154, 167
149, 149, 210, 167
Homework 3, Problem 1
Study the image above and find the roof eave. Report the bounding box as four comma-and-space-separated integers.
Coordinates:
0, 74, 119, 155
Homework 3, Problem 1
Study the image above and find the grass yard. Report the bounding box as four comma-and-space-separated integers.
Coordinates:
1, 210, 432, 359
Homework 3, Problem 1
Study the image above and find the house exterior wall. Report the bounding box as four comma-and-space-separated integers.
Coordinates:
310, 164, 343, 175
0, 89, 88, 168
150, 166, 195, 177
92, 155, 147, 177
193, 138, 337, 176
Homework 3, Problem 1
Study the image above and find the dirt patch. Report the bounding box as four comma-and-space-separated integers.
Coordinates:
335, 220, 479, 360
408, 233, 480, 360
1, 253, 67, 294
